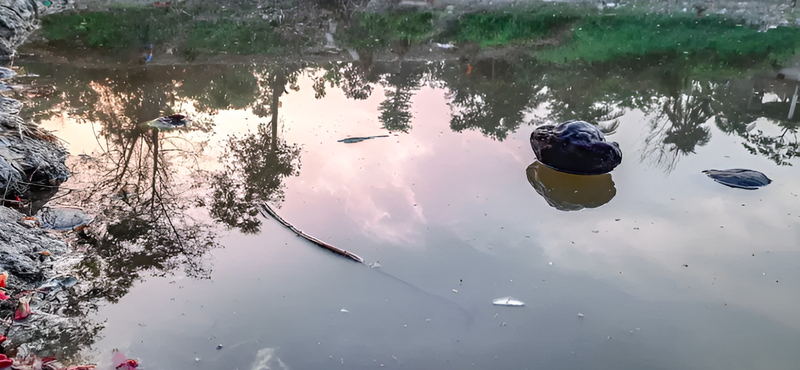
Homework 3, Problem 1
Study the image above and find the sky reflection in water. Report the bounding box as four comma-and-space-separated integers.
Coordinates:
25, 60, 800, 370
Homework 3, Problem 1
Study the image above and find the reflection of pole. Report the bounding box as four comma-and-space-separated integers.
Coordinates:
270, 71, 287, 152
271, 95, 278, 152
151, 128, 159, 206
789, 84, 799, 120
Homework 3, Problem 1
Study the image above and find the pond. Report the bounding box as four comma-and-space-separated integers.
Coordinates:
13, 44, 800, 369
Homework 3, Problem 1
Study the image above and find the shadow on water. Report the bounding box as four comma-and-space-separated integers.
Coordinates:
526, 161, 616, 211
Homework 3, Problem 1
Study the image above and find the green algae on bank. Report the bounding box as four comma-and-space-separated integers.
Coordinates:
39, 8, 302, 56
537, 14, 800, 64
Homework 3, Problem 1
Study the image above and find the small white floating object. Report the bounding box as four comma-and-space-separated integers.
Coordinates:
340, 308, 349, 313
492, 297, 525, 306
578, 313, 584, 318
452, 289, 458, 293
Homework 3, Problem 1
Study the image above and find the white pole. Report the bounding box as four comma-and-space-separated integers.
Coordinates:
789, 84, 799, 120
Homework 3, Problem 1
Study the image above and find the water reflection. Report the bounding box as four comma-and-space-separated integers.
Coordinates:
641, 72, 713, 172
209, 64, 303, 234
16, 50, 800, 363
443, 58, 546, 140
714, 74, 800, 166
209, 124, 301, 233
525, 161, 616, 211
35, 67, 220, 349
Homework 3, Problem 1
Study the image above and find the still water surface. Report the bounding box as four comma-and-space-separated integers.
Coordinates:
19, 57, 800, 369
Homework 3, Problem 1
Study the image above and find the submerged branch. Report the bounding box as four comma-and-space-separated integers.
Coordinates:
260, 202, 365, 264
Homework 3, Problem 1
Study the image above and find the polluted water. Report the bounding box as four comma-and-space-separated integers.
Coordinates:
492, 297, 525, 307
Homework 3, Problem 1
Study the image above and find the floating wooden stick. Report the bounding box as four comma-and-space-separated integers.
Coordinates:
260, 203, 365, 264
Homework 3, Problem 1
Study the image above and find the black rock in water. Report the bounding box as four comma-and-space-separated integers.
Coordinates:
530, 120, 622, 175
702, 169, 772, 190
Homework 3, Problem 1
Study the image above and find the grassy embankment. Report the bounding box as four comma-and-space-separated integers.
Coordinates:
39, 7, 295, 58
36, 5, 800, 69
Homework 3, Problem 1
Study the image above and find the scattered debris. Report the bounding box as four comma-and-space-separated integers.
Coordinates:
34, 206, 91, 231
14, 296, 31, 320
143, 114, 189, 130
337, 135, 389, 144
112, 350, 138, 370
36, 275, 78, 296
492, 297, 524, 306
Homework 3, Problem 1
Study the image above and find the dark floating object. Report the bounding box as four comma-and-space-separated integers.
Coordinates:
702, 169, 772, 190
530, 120, 622, 175
337, 135, 389, 144
526, 161, 616, 211
35, 206, 92, 230
144, 114, 189, 130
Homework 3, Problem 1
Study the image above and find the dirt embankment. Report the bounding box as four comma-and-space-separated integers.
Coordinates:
0, 67, 83, 360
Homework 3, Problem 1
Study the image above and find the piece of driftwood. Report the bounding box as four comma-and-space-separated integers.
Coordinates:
260, 203, 365, 263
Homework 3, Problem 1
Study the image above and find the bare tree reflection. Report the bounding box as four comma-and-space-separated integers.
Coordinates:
68, 69, 218, 299
15, 67, 221, 360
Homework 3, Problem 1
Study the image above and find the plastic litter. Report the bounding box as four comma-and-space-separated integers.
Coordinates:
35, 206, 91, 231
143, 114, 189, 130
15, 296, 31, 320
492, 297, 525, 306
38, 276, 78, 292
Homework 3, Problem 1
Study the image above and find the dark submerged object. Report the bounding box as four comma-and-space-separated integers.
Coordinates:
526, 161, 616, 211
530, 120, 622, 175
702, 169, 772, 190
